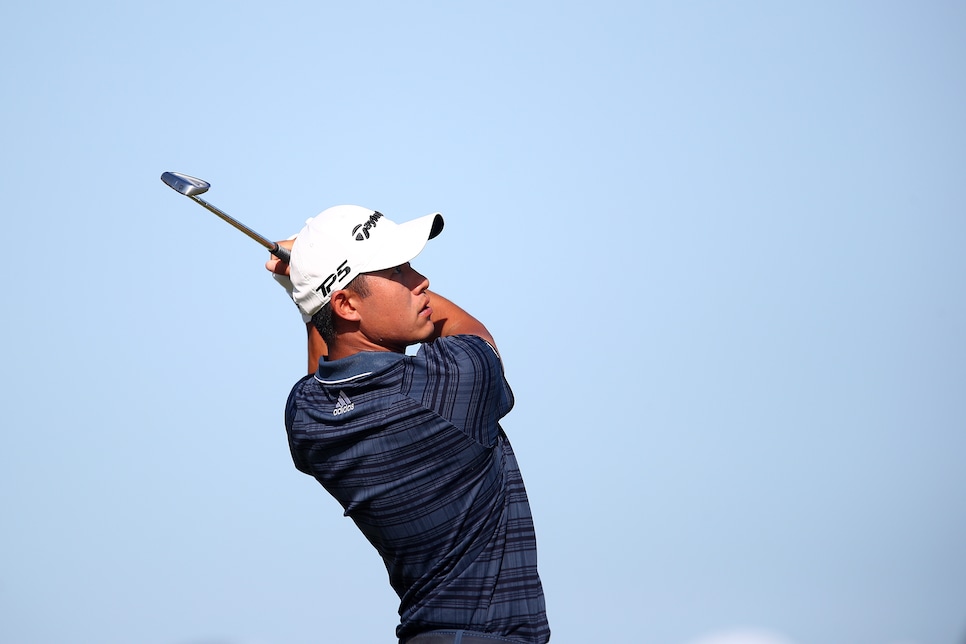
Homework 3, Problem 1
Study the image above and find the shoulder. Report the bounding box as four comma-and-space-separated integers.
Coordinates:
408, 334, 512, 406
285, 372, 318, 418
415, 334, 503, 371
407, 335, 514, 438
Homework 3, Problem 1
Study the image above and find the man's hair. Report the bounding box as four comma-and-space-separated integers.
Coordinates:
311, 273, 371, 346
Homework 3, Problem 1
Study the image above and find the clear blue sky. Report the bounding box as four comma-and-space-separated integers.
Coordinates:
2, 2, 964, 644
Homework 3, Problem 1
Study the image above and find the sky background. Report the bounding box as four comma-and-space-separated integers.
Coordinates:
1, 2, 964, 644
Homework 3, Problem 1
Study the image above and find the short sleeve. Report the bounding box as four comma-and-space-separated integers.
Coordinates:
407, 335, 514, 446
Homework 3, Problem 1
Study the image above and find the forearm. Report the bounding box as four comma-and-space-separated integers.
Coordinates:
263, 238, 323, 373
306, 323, 327, 373
427, 290, 497, 349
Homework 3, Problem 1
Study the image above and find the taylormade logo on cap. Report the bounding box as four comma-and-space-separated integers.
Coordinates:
289, 205, 444, 317
352, 212, 383, 240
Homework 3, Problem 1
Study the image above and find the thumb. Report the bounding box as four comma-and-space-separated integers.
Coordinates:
265, 254, 290, 276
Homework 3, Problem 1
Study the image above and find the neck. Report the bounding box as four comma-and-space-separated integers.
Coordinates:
326, 334, 405, 361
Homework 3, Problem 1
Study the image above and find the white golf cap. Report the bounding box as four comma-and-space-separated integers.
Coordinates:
289, 205, 444, 317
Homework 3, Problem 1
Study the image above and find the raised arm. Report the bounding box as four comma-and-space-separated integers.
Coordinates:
265, 239, 327, 373
426, 290, 498, 351
306, 323, 326, 372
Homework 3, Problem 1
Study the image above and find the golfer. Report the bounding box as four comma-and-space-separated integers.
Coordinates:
266, 205, 550, 644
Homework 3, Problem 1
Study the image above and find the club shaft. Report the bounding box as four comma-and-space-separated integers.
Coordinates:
190, 195, 290, 263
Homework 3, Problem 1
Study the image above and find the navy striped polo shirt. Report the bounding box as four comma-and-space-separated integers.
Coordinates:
284, 334, 550, 643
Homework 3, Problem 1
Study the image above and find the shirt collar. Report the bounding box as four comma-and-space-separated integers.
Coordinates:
315, 350, 406, 384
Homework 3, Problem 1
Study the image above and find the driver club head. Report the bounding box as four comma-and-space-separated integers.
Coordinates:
161, 171, 210, 197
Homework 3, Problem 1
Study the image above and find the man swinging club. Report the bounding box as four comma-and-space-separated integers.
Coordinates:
266, 204, 551, 644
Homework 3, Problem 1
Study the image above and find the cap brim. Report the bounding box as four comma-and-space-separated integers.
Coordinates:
362, 212, 444, 273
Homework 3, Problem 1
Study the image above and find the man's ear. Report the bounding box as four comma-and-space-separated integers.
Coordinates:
330, 289, 362, 322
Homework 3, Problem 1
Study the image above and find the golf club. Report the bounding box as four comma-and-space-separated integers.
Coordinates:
160, 171, 291, 263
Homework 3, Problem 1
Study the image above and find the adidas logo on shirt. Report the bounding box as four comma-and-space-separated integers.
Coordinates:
333, 390, 355, 416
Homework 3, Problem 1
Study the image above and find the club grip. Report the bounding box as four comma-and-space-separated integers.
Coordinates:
271, 243, 291, 264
